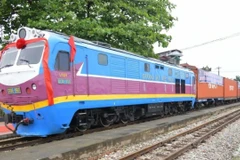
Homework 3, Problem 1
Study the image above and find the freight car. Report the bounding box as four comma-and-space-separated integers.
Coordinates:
0, 27, 196, 137
182, 63, 239, 106
238, 82, 240, 100
181, 63, 224, 107
223, 77, 238, 102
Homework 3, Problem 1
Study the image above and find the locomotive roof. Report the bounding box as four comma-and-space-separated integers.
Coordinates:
46, 30, 193, 73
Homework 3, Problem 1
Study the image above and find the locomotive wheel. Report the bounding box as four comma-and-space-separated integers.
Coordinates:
73, 110, 92, 132
120, 118, 128, 124
75, 126, 88, 132
100, 116, 113, 127
75, 122, 91, 132
120, 114, 129, 124
99, 112, 115, 127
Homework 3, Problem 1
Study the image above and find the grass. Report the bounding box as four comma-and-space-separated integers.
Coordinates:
0, 108, 5, 117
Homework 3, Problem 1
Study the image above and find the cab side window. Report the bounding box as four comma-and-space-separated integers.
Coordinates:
98, 53, 108, 66
144, 63, 150, 72
54, 51, 70, 71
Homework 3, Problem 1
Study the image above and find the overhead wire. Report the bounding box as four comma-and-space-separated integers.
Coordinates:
180, 32, 240, 51
212, 70, 240, 73
178, 32, 240, 77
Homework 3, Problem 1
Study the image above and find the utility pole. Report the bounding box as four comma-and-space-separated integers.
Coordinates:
216, 66, 221, 76
0, 25, 2, 41
0, 25, 3, 43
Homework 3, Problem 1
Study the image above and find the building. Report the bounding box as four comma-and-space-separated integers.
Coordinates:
156, 49, 183, 65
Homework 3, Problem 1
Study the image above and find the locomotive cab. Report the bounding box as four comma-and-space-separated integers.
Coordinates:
0, 27, 52, 135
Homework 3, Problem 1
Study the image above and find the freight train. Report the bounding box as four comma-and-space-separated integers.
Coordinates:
0, 27, 239, 137
181, 64, 240, 106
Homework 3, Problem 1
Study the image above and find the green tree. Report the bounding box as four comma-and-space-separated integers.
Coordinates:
234, 75, 240, 82
202, 66, 211, 72
0, 0, 176, 57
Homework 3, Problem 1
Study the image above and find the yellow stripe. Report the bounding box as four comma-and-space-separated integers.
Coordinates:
0, 94, 196, 112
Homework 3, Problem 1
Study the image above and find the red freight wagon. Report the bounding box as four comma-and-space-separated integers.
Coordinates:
181, 63, 224, 105
223, 77, 238, 100
238, 82, 240, 99
197, 69, 224, 100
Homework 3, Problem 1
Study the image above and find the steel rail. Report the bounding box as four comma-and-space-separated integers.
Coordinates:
0, 104, 239, 152
0, 109, 190, 152
163, 113, 240, 160
119, 109, 240, 160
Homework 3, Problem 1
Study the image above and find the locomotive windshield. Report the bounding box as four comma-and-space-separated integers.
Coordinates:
0, 41, 44, 70
17, 41, 44, 65
0, 47, 18, 69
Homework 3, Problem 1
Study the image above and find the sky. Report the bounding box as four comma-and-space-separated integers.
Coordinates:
1, 1, 240, 79
153, 0, 240, 79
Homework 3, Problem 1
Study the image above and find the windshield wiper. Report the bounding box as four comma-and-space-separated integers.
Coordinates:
0, 64, 13, 71
20, 58, 32, 68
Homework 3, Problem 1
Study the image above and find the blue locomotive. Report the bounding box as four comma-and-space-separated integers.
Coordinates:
0, 27, 195, 137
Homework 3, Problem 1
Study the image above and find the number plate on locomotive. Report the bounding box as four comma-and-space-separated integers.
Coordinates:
7, 87, 21, 94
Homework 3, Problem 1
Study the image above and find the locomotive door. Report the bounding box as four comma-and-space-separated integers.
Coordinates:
52, 43, 73, 98
154, 64, 161, 93
191, 76, 196, 94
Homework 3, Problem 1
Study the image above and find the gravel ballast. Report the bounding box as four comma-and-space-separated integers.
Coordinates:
98, 108, 240, 160
177, 118, 240, 160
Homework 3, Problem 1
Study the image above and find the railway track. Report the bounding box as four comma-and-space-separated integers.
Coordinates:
0, 104, 238, 152
0, 115, 164, 152
0, 137, 42, 152
119, 108, 240, 160
0, 131, 88, 152
0, 108, 193, 152
0, 133, 19, 141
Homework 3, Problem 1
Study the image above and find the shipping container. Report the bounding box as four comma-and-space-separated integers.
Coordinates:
181, 63, 224, 101
238, 81, 240, 99
223, 77, 238, 100
197, 69, 224, 100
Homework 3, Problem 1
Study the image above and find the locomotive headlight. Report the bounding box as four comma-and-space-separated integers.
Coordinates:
31, 28, 38, 37
32, 29, 36, 35
32, 83, 37, 90
9, 34, 17, 42
16, 27, 43, 40
18, 28, 27, 39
